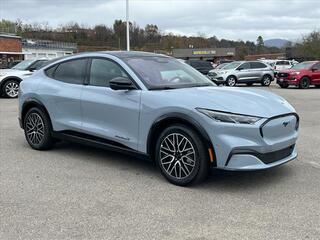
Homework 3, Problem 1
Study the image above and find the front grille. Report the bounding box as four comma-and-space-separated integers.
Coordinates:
278, 72, 289, 78
258, 145, 295, 164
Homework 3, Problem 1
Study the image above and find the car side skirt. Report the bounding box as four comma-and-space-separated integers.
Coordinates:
51, 130, 150, 161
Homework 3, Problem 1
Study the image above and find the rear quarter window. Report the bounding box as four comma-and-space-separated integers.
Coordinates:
45, 58, 87, 85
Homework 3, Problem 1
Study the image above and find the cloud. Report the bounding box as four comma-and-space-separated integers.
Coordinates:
0, 0, 319, 41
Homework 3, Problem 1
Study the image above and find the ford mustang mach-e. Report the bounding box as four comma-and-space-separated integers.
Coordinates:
19, 52, 299, 185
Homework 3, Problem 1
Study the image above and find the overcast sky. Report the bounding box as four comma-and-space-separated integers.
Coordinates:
0, 0, 319, 42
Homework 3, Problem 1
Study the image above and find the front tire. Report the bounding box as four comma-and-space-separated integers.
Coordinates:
299, 77, 310, 89
24, 108, 55, 150
226, 76, 237, 87
155, 124, 209, 186
2, 79, 19, 98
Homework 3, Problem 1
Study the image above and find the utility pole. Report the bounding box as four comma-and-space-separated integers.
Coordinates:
126, 0, 130, 51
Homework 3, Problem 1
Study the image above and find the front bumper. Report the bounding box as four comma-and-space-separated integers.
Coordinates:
276, 77, 300, 86
208, 75, 226, 84
222, 145, 297, 170
206, 113, 299, 171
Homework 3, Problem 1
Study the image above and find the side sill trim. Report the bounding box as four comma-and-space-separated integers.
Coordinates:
52, 131, 150, 160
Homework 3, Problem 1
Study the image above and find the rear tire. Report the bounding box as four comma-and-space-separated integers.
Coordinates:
299, 77, 310, 89
2, 79, 19, 98
24, 107, 55, 150
155, 124, 209, 186
261, 75, 272, 86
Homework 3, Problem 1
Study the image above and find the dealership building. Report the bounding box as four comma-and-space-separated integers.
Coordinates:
0, 33, 77, 68
22, 39, 77, 60
172, 48, 236, 62
0, 33, 24, 68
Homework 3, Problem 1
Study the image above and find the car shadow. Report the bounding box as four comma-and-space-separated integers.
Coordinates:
53, 141, 295, 191
200, 166, 294, 192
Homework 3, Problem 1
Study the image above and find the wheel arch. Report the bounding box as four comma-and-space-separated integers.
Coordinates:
21, 98, 52, 129
147, 113, 217, 167
300, 75, 311, 81
227, 75, 238, 81
262, 73, 272, 80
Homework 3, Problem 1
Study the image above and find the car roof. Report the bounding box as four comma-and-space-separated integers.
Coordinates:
99, 51, 169, 59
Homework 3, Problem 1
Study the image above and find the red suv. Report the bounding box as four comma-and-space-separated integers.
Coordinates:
277, 61, 320, 89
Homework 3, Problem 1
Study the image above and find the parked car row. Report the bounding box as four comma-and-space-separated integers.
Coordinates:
1, 56, 319, 100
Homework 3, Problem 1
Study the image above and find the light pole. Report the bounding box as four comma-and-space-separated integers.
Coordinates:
126, 0, 130, 51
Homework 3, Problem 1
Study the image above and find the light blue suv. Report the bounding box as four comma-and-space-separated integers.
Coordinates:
19, 52, 299, 185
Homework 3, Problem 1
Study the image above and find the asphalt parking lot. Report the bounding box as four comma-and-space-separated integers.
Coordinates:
0, 84, 319, 240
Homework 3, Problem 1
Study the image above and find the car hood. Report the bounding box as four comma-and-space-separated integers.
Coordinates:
156, 87, 295, 118
280, 69, 306, 74
0, 69, 32, 77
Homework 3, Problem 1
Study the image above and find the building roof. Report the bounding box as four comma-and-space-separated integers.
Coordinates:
0, 33, 21, 39
102, 51, 169, 59
0, 51, 24, 55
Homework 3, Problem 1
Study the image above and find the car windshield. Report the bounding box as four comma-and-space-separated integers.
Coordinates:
216, 63, 228, 69
12, 60, 35, 70
124, 56, 215, 89
222, 61, 242, 70
290, 62, 316, 70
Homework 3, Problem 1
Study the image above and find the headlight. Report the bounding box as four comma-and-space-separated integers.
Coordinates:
218, 71, 228, 75
292, 72, 300, 75
197, 108, 262, 124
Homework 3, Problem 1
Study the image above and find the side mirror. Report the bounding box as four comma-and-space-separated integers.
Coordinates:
29, 67, 36, 72
237, 67, 244, 71
109, 77, 136, 90
311, 68, 318, 72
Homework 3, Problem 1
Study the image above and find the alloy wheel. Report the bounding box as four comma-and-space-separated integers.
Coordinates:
301, 79, 309, 89
263, 76, 271, 86
5, 81, 19, 98
227, 77, 236, 87
25, 113, 45, 145
159, 133, 196, 180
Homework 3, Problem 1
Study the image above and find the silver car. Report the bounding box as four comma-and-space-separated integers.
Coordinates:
19, 52, 298, 186
208, 61, 274, 87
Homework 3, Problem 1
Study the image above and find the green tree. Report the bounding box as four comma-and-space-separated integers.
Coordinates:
256, 36, 264, 54
298, 31, 320, 60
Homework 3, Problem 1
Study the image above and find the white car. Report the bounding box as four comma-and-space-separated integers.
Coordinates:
271, 60, 296, 75
0, 59, 47, 98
